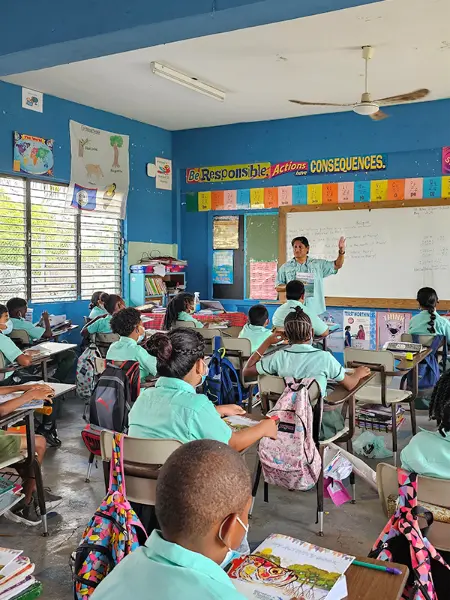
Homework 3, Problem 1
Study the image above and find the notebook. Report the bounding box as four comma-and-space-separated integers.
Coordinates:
224, 415, 259, 431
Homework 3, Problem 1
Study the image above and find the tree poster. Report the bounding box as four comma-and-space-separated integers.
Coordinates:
67, 120, 129, 218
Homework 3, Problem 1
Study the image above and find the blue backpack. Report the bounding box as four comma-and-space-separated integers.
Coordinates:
402, 334, 447, 390
204, 339, 245, 405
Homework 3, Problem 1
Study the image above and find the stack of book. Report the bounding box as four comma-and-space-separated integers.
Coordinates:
356, 403, 405, 432
0, 478, 23, 517
144, 277, 167, 297
0, 550, 42, 599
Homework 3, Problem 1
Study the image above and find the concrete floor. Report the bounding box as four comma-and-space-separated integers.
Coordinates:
0, 396, 433, 599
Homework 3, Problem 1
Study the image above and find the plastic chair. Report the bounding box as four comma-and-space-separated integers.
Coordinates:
198, 328, 222, 356
221, 337, 257, 413
345, 348, 415, 466
9, 329, 30, 349
377, 462, 450, 552
100, 431, 182, 504
401, 333, 447, 371
93, 332, 119, 358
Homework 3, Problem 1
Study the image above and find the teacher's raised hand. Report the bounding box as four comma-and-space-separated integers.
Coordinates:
335, 236, 346, 271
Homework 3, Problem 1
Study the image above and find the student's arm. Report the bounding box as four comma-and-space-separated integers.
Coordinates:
243, 332, 286, 379
138, 347, 157, 377
0, 337, 32, 368
82, 314, 106, 338
40, 311, 53, 339
0, 386, 54, 417
16, 353, 33, 367
228, 419, 278, 452
341, 366, 371, 390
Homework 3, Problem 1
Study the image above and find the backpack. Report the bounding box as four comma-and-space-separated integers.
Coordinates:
72, 433, 147, 598
204, 339, 246, 405
76, 343, 102, 399
258, 378, 321, 491
369, 470, 450, 600
90, 361, 141, 432
402, 335, 447, 391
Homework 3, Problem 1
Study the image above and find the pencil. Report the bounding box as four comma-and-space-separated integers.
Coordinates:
352, 560, 402, 575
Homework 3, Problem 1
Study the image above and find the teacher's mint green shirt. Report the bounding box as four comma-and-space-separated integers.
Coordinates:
128, 377, 232, 444
238, 323, 272, 352
408, 310, 450, 345
177, 311, 203, 328
401, 428, 450, 479
106, 336, 157, 380
272, 299, 328, 335
92, 530, 245, 600
276, 257, 337, 315
87, 314, 113, 334
10, 317, 45, 341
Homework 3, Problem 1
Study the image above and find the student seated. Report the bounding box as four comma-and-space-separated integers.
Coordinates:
243, 307, 370, 439
82, 294, 125, 338
88, 291, 109, 320
0, 305, 38, 374
0, 383, 62, 525
163, 292, 203, 330
92, 439, 251, 600
401, 370, 450, 479
107, 308, 157, 381
409, 287, 450, 344
272, 280, 329, 338
128, 329, 277, 451
238, 304, 272, 352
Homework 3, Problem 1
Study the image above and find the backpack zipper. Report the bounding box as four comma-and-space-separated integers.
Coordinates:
94, 511, 128, 541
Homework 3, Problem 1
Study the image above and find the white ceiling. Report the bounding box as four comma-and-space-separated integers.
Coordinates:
3, 0, 450, 131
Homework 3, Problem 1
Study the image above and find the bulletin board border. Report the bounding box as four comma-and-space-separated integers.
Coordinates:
278, 198, 450, 310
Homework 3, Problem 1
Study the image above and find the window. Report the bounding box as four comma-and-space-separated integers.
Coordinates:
0, 175, 122, 304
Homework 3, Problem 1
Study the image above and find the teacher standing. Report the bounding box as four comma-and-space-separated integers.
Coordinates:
276, 236, 346, 315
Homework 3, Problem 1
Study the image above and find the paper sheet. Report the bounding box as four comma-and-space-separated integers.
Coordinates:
213, 216, 239, 249
213, 250, 234, 284
249, 261, 277, 300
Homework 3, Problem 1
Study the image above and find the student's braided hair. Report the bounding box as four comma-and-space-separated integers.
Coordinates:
417, 287, 438, 334
429, 370, 450, 436
163, 293, 195, 330
284, 306, 313, 343
148, 328, 205, 379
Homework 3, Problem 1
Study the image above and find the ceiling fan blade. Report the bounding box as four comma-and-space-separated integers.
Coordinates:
369, 109, 389, 121
289, 99, 354, 107
375, 88, 430, 105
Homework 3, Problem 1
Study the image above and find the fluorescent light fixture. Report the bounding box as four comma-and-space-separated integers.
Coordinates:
150, 61, 225, 102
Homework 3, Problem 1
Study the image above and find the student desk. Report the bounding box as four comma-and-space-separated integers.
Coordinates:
50, 324, 79, 339
346, 557, 408, 600
141, 312, 247, 330
29, 342, 78, 381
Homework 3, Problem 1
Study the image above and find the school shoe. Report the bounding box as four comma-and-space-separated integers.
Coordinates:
35, 488, 63, 513
36, 424, 62, 448
5, 499, 42, 527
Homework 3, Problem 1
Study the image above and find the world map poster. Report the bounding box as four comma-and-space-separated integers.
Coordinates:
13, 132, 54, 177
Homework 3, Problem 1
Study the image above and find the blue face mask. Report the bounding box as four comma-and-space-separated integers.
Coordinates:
218, 516, 249, 569
1, 320, 13, 336
197, 360, 207, 387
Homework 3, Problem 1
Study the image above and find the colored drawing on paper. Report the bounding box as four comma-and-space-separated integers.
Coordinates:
13, 132, 54, 176
442, 147, 450, 175
213, 250, 234, 284
155, 157, 172, 190
377, 312, 412, 348
250, 261, 277, 300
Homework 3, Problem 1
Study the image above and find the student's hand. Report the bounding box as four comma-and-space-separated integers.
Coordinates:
261, 418, 278, 440
267, 331, 285, 346
355, 366, 371, 380
25, 386, 54, 402
20, 383, 53, 394
217, 404, 246, 417
25, 349, 41, 357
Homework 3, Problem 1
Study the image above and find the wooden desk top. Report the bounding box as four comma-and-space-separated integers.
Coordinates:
326, 373, 376, 405
346, 556, 408, 600
395, 347, 432, 371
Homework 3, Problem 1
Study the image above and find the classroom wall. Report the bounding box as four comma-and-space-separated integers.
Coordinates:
0, 80, 173, 335
174, 97, 450, 299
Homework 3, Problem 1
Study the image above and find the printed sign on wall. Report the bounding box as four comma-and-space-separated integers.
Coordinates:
186, 163, 271, 183
155, 157, 172, 190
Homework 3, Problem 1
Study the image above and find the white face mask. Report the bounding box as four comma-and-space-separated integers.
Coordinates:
218, 515, 249, 568
0, 320, 13, 336
137, 326, 145, 344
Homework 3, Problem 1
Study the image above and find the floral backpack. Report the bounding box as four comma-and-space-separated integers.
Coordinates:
72, 433, 147, 598
370, 470, 450, 600
76, 343, 102, 400
258, 378, 321, 492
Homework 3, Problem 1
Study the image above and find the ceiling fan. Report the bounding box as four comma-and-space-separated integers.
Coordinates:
289, 46, 429, 120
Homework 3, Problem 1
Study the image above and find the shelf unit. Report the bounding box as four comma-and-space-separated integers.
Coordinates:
129, 272, 186, 307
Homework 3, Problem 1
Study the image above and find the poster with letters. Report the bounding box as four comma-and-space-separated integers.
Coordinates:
155, 157, 172, 190
343, 310, 376, 350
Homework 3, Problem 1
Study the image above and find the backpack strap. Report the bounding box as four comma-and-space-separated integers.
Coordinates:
397, 469, 418, 510
109, 433, 127, 497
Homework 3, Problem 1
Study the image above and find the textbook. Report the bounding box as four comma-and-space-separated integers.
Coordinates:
0, 556, 33, 587
228, 534, 353, 600
224, 415, 259, 431
0, 550, 22, 576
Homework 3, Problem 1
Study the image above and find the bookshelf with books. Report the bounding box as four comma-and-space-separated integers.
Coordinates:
129, 272, 186, 308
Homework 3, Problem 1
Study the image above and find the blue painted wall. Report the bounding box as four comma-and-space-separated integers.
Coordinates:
174, 98, 450, 299
0, 80, 173, 335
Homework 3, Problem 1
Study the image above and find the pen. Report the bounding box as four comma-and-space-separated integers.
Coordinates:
352, 560, 402, 575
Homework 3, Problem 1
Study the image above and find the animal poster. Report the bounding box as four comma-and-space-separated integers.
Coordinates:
13, 132, 54, 176
228, 533, 353, 599
377, 312, 412, 348
155, 157, 172, 190
67, 120, 129, 218
343, 310, 376, 350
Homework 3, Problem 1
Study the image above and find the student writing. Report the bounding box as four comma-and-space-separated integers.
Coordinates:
82, 294, 125, 337
238, 304, 272, 352
271, 280, 329, 338
128, 328, 277, 451
92, 439, 251, 599
88, 291, 109, 320
163, 292, 203, 330
107, 308, 157, 381
408, 287, 450, 345
243, 307, 370, 439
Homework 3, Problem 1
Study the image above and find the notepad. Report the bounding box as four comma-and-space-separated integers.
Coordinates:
224, 415, 259, 431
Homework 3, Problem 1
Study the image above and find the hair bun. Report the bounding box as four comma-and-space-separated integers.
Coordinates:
148, 332, 173, 362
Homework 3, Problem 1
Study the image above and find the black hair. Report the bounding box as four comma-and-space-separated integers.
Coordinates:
248, 304, 268, 327
6, 297, 27, 315
89, 290, 105, 310
163, 293, 195, 330
417, 287, 438, 334
429, 371, 450, 436
148, 328, 205, 379
110, 307, 141, 337
104, 294, 123, 316
156, 439, 251, 541
284, 306, 312, 343
291, 236, 309, 248
286, 280, 305, 301
0, 304, 7, 318
345, 325, 351, 331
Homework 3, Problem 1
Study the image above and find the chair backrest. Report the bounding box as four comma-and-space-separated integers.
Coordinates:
174, 320, 195, 329
258, 374, 321, 411
401, 333, 435, 347
93, 332, 120, 357
9, 329, 30, 347
83, 316, 90, 325
377, 462, 450, 552
100, 431, 182, 505
220, 337, 252, 373
345, 348, 395, 386
198, 328, 222, 340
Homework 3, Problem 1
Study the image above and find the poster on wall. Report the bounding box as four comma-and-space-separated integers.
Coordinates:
213, 216, 239, 249
67, 120, 129, 218
156, 157, 172, 190
213, 250, 234, 284
13, 132, 54, 176
343, 310, 376, 350
321, 309, 344, 353
377, 312, 412, 347
249, 261, 278, 300
442, 147, 450, 175
296, 272, 315, 300
21, 88, 43, 113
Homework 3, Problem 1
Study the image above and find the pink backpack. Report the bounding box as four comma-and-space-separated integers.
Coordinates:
259, 378, 321, 491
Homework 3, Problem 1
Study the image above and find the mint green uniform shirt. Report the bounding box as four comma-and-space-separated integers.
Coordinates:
0, 333, 23, 378
238, 323, 272, 352
10, 317, 45, 341
256, 343, 345, 396
178, 311, 203, 328
272, 299, 328, 335
409, 310, 450, 345
89, 306, 107, 319
106, 336, 157, 380
92, 530, 245, 600
87, 315, 113, 334
401, 429, 450, 479
128, 377, 232, 444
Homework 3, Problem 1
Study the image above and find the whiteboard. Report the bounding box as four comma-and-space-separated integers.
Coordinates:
285, 205, 450, 299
